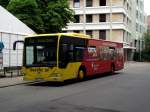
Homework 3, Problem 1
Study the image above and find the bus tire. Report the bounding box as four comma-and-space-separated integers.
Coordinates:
77, 69, 86, 81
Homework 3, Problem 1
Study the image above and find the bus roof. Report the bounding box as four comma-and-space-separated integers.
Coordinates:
89, 38, 123, 44
25, 33, 91, 39
24, 33, 123, 45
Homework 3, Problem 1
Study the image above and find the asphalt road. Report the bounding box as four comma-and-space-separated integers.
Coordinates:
0, 62, 150, 112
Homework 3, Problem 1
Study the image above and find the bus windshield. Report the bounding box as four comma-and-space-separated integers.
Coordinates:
24, 36, 58, 67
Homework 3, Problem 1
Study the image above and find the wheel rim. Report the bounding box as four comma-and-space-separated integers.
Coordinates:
78, 70, 84, 79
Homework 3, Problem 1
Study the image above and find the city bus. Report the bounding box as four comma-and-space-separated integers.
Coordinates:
13, 33, 124, 82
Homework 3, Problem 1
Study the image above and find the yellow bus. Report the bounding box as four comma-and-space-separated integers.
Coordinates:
13, 33, 124, 82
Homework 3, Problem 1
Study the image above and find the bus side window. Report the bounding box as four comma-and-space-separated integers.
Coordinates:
60, 44, 68, 61
68, 44, 74, 61
60, 44, 74, 62
88, 46, 98, 59
59, 44, 73, 68
109, 47, 115, 60
117, 48, 123, 60
98, 46, 111, 60
75, 46, 85, 61
103, 47, 108, 60
98, 46, 103, 60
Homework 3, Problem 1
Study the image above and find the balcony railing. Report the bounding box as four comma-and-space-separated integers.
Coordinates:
64, 22, 130, 32
73, 6, 131, 20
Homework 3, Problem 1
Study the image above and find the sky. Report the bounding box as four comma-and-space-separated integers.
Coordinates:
144, 0, 150, 15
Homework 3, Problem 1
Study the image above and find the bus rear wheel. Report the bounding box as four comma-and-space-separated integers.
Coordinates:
77, 69, 85, 81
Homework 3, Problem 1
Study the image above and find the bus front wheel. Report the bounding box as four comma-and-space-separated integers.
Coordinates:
77, 69, 85, 81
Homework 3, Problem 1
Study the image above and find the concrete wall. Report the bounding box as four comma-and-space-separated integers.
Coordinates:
93, 15, 99, 23
112, 13, 124, 22
111, 0, 123, 6
111, 30, 124, 42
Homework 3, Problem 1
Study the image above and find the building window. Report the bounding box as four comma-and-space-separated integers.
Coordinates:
136, 23, 138, 32
100, 0, 106, 6
99, 30, 106, 40
123, 31, 125, 42
140, 25, 142, 33
74, 15, 80, 23
140, 2, 143, 10
123, 14, 126, 23
140, 13, 142, 21
99, 14, 106, 22
74, 0, 80, 8
86, 15, 92, 23
86, 0, 92, 7
136, 0, 139, 5
123, 0, 126, 5
86, 30, 93, 37
127, 3, 129, 10
134, 40, 137, 47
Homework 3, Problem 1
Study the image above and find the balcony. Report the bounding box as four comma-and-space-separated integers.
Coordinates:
73, 6, 125, 14
64, 22, 130, 32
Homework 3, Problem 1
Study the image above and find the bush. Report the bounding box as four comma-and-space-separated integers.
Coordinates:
141, 50, 150, 62
133, 52, 139, 61
134, 50, 150, 62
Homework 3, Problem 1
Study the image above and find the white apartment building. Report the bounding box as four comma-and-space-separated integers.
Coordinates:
131, 0, 146, 61
64, 0, 146, 61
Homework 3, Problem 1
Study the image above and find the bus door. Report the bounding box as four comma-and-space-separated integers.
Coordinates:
98, 46, 110, 73
58, 36, 87, 78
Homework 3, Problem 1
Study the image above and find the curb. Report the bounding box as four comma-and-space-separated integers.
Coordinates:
0, 81, 34, 88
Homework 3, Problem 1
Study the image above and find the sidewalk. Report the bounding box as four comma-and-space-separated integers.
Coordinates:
0, 76, 33, 88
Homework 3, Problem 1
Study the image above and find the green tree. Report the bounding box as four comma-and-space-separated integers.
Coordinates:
140, 30, 150, 62
0, 0, 10, 8
134, 30, 150, 62
144, 30, 150, 52
37, 0, 75, 33
6, 0, 74, 33
7, 0, 44, 33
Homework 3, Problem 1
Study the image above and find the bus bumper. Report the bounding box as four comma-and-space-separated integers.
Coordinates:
23, 75, 64, 82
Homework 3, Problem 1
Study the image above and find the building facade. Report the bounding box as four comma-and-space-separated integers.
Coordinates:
64, 0, 146, 61
132, 0, 146, 60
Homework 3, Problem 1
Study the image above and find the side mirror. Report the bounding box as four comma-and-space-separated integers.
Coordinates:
13, 41, 24, 50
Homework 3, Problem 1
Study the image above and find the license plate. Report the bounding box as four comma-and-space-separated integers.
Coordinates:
35, 78, 43, 82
